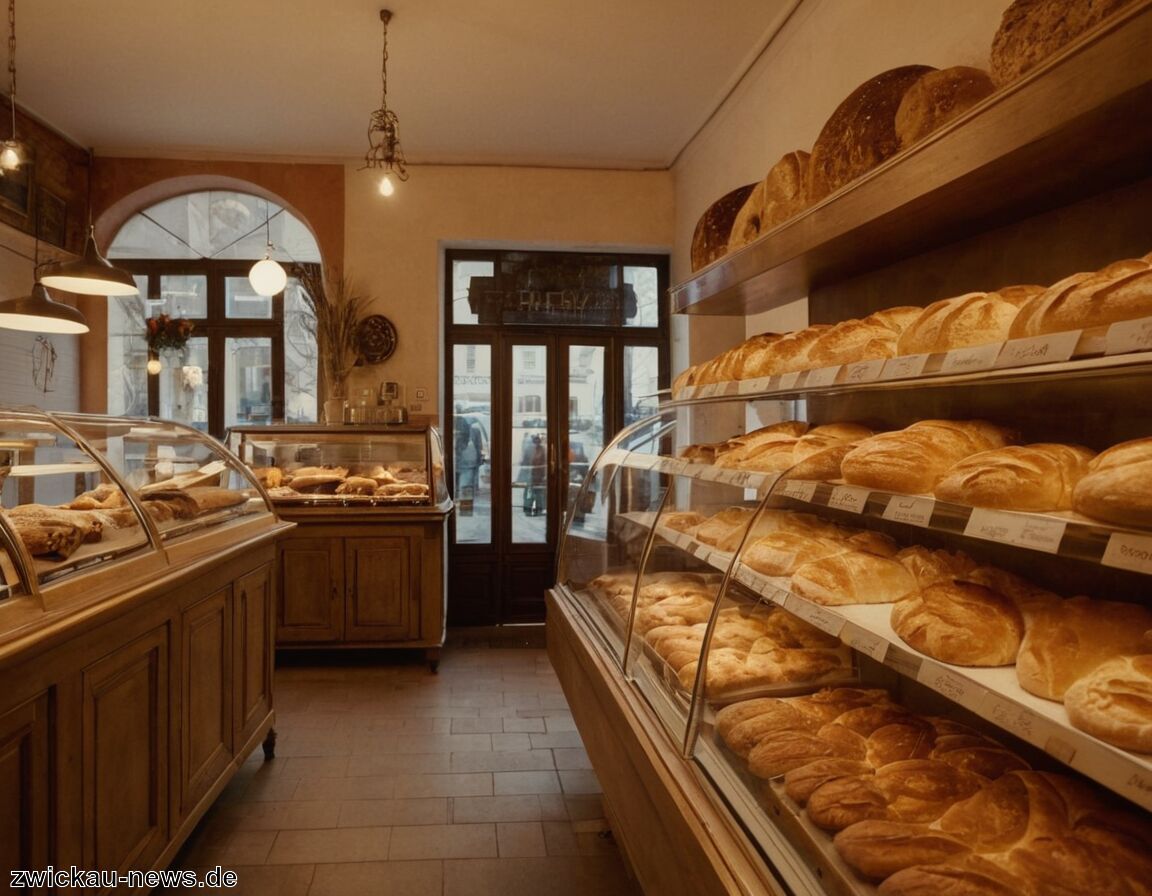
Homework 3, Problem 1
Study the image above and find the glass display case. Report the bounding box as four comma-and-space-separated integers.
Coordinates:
226, 423, 451, 511
0, 409, 274, 602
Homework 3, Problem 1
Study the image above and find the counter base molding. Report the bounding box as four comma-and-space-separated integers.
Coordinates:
549, 589, 832, 896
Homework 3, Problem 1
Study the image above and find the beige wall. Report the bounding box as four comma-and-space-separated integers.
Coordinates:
341, 165, 673, 419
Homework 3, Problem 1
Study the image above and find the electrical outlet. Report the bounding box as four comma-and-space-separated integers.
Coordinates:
415, 387, 428, 401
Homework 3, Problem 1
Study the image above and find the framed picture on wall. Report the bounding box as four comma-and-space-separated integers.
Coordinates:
0, 161, 31, 220
35, 189, 67, 247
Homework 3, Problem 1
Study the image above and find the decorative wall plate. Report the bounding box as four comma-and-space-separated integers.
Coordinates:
355, 314, 398, 364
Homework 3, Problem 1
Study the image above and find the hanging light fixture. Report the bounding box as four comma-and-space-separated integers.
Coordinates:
360, 9, 408, 197
0, 284, 89, 334
247, 200, 287, 296
0, 0, 26, 172
39, 151, 139, 296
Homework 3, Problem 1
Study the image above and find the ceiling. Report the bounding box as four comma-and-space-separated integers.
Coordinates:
16, 0, 798, 170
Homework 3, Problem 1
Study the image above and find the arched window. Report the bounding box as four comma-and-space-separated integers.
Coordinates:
106, 190, 322, 437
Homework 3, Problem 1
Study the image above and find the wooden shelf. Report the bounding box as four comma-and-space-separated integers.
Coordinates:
671, 1, 1152, 316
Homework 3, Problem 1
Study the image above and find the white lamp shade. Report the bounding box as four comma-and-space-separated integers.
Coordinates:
39, 227, 139, 296
0, 284, 90, 334
249, 256, 288, 296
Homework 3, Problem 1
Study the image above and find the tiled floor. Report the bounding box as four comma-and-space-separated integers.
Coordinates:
171, 645, 642, 896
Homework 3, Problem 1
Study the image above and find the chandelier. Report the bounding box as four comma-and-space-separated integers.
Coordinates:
360, 9, 408, 197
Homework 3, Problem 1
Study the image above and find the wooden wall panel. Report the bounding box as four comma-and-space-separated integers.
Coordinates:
233, 565, 273, 749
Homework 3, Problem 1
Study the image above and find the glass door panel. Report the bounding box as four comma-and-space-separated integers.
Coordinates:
451, 343, 493, 545
624, 345, 661, 425
224, 337, 273, 429
511, 344, 549, 544
157, 336, 209, 430
567, 344, 605, 529
225, 275, 274, 319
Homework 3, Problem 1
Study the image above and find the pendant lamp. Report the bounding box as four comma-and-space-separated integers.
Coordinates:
0, 0, 27, 172
0, 283, 89, 334
248, 201, 287, 296
359, 9, 409, 196
39, 223, 139, 296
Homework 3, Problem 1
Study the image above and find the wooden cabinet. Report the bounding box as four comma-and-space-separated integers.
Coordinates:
180, 588, 232, 816
0, 693, 50, 878
276, 520, 445, 663
233, 564, 273, 750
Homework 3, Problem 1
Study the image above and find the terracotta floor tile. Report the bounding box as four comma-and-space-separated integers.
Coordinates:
559, 769, 602, 795
563, 795, 608, 822
450, 716, 505, 734
497, 821, 548, 857
393, 733, 494, 754
501, 716, 546, 733
265, 826, 391, 865
307, 860, 442, 896
537, 793, 571, 821
552, 748, 592, 770
442, 856, 641, 896
274, 756, 351, 779
450, 749, 555, 774
216, 799, 342, 831
541, 821, 581, 857
491, 733, 534, 751
528, 731, 585, 750
392, 772, 493, 799
338, 798, 450, 827
493, 770, 562, 796
388, 823, 498, 860
292, 775, 397, 802
543, 714, 577, 733
185, 829, 278, 867
346, 752, 452, 776
451, 794, 542, 824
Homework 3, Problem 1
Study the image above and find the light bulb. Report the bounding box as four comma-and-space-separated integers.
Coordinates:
248, 255, 288, 296
378, 173, 395, 197
147, 357, 163, 375
0, 141, 22, 171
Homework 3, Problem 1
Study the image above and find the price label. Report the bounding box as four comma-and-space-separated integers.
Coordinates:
882, 495, 935, 527
1102, 531, 1152, 575
994, 331, 1079, 369
691, 541, 712, 562
777, 371, 803, 391
881, 353, 929, 380
664, 458, 690, 475
982, 693, 1043, 745
726, 470, 754, 488
629, 453, 661, 470
1115, 768, 1152, 806
695, 465, 726, 482
917, 662, 983, 710
739, 376, 776, 395
1043, 735, 1077, 765
717, 380, 741, 396
842, 359, 885, 384
734, 564, 762, 591
828, 485, 871, 514
746, 472, 772, 492
805, 366, 840, 388
964, 508, 1067, 554
779, 479, 818, 503
940, 343, 1002, 374
784, 594, 845, 637
842, 624, 890, 663
1104, 316, 1152, 356
697, 382, 721, 398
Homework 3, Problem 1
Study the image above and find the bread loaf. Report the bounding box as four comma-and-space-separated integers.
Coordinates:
894, 66, 996, 148
834, 820, 971, 881
1015, 595, 1152, 700
727, 151, 810, 252
895, 546, 979, 589
842, 420, 1016, 494
805, 309, 920, 369
750, 324, 832, 376
336, 476, 380, 496
1072, 436, 1152, 527
690, 183, 755, 271
1008, 257, 1152, 338
898, 289, 1041, 355
933, 442, 1096, 511
791, 550, 919, 606
1064, 654, 1152, 752
876, 854, 1030, 896
891, 580, 1025, 666
990, 0, 1139, 87
809, 66, 936, 203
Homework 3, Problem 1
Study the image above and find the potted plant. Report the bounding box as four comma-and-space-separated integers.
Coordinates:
291, 264, 371, 424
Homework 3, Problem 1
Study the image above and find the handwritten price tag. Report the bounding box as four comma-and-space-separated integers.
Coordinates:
882, 495, 935, 527
842, 359, 885, 384
982, 693, 1044, 745
805, 366, 840, 388
940, 343, 1001, 374
1104, 316, 1152, 356
964, 508, 1067, 554
726, 470, 754, 489
917, 662, 983, 710
994, 331, 1079, 369
881, 353, 929, 380
828, 485, 871, 514
778, 479, 818, 503
1102, 532, 1152, 575
842, 624, 889, 663
691, 541, 712, 562
735, 564, 762, 591
783, 594, 845, 637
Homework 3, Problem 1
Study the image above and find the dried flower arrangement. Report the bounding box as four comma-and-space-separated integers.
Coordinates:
290, 264, 371, 400
145, 314, 194, 352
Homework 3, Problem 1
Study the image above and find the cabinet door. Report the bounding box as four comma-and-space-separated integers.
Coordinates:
278, 535, 343, 642
82, 626, 169, 873
344, 534, 420, 641
234, 563, 273, 749
0, 693, 51, 877
180, 587, 233, 816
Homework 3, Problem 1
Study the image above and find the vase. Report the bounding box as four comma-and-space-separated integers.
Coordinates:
323, 398, 347, 425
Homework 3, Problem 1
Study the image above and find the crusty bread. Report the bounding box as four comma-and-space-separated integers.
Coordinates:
741, 531, 848, 577
890, 580, 1025, 666
791, 550, 919, 606
898, 289, 1042, 355
933, 442, 1096, 511
250, 466, 283, 488
895, 66, 995, 148
694, 506, 758, 546
690, 183, 756, 271
876, 854, 1031, 896
1009, 257, 1152, 338
727, 151, 811, 252
895, 546, 979, 589
806, 309, 920, 369
185, 486, 249, 512
842, 420, 1016, 494
755, 324, 833, 376
286, 465, 348, 482
990, 0, 1139, 86
809, 66, 936, 203
1015, 596, 1152, 701
1064, 654, 1152, 752
335, 476, 380, 496
1072, 436, 1152, 527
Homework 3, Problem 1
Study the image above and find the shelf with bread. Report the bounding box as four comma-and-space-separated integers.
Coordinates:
673, 0, 1152, 316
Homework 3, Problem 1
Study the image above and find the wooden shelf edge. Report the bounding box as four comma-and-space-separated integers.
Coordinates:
671, 0, 1152, 316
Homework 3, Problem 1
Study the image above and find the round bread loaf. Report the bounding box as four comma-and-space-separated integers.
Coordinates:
791, 550, 919, 606
990, 0, 1138, 87
891, 580, 1024, 666
1064, 654, 1152, 752
933, 442, 1096, 511
895, 66, 996, 148
1071, 436, 1152, 526
808, 65, 936, 203
690, 183, 756, 271
727, 151, 811, 252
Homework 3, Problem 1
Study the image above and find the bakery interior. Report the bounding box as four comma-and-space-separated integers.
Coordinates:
2, 0, 1152, 893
